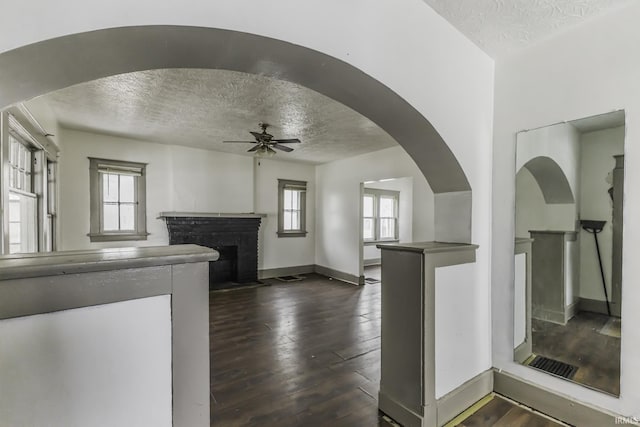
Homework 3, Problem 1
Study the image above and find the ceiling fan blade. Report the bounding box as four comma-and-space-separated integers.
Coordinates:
247, 145, 261, 152
272, 143, 294, 152
272, 138, 301, 143
224, 140, 256, 143
249, 131, 263, 140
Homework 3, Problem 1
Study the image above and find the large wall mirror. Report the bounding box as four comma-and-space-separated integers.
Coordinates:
513, 110, 624, 396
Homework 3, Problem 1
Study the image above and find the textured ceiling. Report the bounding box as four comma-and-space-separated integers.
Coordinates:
35, 69, 397, 164
423, 0, 634, 56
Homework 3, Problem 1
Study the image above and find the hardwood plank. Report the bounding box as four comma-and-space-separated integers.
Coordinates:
458, 396, 564, 427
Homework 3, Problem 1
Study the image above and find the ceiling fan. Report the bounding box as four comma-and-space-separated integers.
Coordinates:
223, 123, 301, 156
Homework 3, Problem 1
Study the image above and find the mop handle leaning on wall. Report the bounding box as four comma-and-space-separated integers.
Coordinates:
580, 220, 611, 317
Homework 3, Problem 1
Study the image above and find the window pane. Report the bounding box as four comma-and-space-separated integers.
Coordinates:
103, 174, 119, 202
9, 192, 37, 253
9, 222, 21, 248
284, 189, 293, 210
284, 211, 292, 230
9, 193, 20, 222
380, 197, 395, 217
103, 203, 119, 231
21, 170, 27, 191
120, 175, 135, 203
363, 195, 374, 217
291, 210, 300, 230
363, 218, 374, 240
120, 204, 135, 230
380, 218, 396, 239
293, 190, 301, 210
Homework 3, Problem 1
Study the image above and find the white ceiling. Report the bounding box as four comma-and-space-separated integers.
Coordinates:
423, 0, 634, 56
34, 69, 398, 164
570, 110, 625, 133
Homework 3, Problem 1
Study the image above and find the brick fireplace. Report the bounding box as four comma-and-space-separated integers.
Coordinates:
160, 213, 264, 290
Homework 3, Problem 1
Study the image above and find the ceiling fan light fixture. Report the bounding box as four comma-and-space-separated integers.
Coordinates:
255, 145, 276, 157
223, 123, 301, 157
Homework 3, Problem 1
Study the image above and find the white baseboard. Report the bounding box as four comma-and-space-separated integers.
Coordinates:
437, 369, 493, 426
314, 264, 364, 285
493, 370, 623, 426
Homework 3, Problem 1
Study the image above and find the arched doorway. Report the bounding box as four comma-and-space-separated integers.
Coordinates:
0, 25, 472, 242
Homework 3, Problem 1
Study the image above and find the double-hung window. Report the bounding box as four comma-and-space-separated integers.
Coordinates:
363, 189, 399, 243
7, 134, 37, 254
278, 179, 307, 237
89, 158, 148, 242
2, 111, 58, 255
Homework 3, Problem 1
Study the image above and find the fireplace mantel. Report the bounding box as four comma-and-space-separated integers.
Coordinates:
158, 212, 266, 219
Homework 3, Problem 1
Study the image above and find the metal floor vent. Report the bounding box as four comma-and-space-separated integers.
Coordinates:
365, 278, 381, 284
529, 355, 578, 379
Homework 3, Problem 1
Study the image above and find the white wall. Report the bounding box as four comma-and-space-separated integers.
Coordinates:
167, 145, 254, 213
58, 128, 175, 249
435, 262, 486, 398
492, 2, 640, 416
57, 128, 317, 271
58, 128, 320, 273
363, 177, 414, 263
57, 128, 254, 250
0, 296, 172, 426
578, 126, 624, 301
316, 146, 434, 277
23, 97, 61, 149
516, 122, 582, 194
515, 168, 576, 237
254, 157, 316, 271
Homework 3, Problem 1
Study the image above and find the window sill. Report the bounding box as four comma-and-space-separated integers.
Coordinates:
364, 239, 399, 246
277, 231, 308, 238
88, 232, 150, 242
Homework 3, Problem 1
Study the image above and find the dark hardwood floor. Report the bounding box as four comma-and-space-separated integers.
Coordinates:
210, 273, 393, 426
455, 395, 564, 427
532, 311, 621, 395
209, 272, 564, 426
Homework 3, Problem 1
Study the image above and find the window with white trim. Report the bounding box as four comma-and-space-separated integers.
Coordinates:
89, 158, 148, 242
278, 179, 307, 237
363, 189, 399, 243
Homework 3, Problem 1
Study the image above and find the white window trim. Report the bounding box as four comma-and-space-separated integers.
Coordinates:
363, 188, 399, 244
277, 179, 308, 238
88, 157, 149, 242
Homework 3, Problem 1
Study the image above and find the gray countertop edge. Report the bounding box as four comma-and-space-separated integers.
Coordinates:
0, 244, 219, 281
158, 211, 267, 218
376, 241, 479, 253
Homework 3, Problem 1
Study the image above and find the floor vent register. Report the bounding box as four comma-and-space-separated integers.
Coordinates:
528, 355, 578, 380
